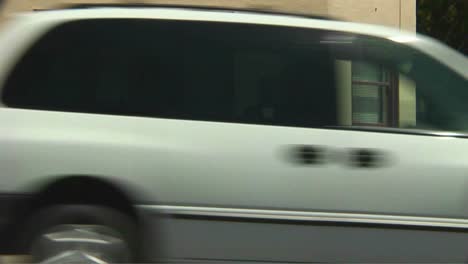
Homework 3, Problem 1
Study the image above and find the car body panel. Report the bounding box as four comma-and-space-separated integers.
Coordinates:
1, 108, 468, 218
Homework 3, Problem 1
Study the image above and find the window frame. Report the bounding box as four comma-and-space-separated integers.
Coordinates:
351, 69, 399, 127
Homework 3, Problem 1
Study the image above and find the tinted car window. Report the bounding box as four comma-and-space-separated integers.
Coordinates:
2, 19, 337, 128
4, 19, 466, 133
331, 34, 468, 132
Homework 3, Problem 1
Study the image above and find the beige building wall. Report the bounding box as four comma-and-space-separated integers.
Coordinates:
329, 0, 400, 28
400, 0, 416, 32
0, 0, 328, 19
1, 0, 415, 31
328, 0, 416, 31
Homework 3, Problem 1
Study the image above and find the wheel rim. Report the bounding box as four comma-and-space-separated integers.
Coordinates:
30, 224, 130, 263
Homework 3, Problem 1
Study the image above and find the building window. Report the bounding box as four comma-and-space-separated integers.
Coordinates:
351, 61, 397, 126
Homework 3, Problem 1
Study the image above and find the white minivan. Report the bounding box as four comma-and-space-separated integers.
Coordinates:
0, 4, 467, 263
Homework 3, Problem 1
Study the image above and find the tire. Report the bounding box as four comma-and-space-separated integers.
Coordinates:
20, 205, 139, 263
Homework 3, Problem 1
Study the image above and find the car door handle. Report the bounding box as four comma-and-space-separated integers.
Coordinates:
293, 145, 325, 165
350, 148, 384, 168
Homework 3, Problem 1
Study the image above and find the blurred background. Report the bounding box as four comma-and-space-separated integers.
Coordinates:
417, 0, 467, 55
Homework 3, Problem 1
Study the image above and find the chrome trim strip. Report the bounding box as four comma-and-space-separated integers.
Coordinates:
324, 125, 468, 138
137, 205, 468, 229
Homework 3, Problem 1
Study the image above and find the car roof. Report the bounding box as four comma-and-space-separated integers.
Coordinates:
58, 3, 338, 22
8, 6, 468, 79
23, 5, 404, 38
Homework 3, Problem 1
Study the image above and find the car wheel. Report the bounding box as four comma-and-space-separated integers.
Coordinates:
20, 205, 139, 263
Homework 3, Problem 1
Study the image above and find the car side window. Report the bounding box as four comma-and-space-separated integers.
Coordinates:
2, 19, 338, 128
4, 19, 466, 134
331, 33, 468, 133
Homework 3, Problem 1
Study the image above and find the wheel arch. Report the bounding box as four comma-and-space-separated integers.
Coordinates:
26, 175, 141, 220
2, 174, 154, 253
